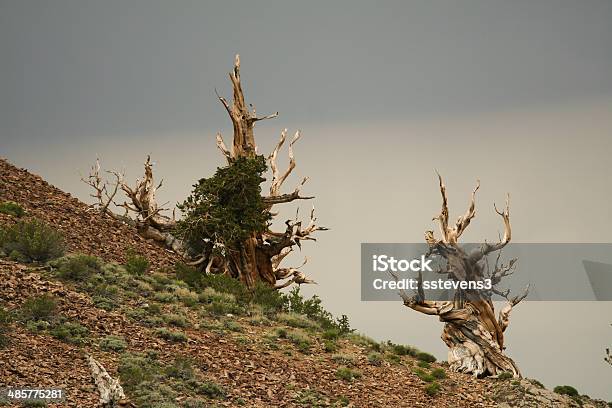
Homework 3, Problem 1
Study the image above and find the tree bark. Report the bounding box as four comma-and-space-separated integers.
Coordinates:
398, 174, 528, 377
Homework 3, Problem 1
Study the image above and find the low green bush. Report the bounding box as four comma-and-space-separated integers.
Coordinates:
332, 353, 356, 366
347, 333, 380, 351
554, 385, 579, 397
0, 201, 25, 217
155, 328, 188, 342
286, 329, 311, 353
276, 312, 318, 330
165, 356, 194, 380
430, 368, 446, 379
49, 319, 89, 344
174, 262, 203, 288
323, 339, 337, 353
497, 371, 513, 380
368, 352, 383, 366
283, 286, 352, 333
100, 335, 127, 352
391, 343, 418, 357
20, 295, 57, 322
417, 361, 430, 369
163, 313, 189, 328
199, 288, 244, 316
197, 381, 226, 399
0, 219, 64, 262
322, 328, 341, 340
57, 254, 102, 281
416, 352, 436, 363
425, 382, 441, 397
222, 320, 242, 332
125, 250, 149, 276
335, 367, 361, 382
413, 368, 435, 383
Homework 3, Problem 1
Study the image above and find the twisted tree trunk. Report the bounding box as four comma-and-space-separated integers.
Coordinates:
398, 175, 528, 377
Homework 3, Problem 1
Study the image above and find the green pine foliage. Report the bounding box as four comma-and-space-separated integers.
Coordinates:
177, 155, 271, 255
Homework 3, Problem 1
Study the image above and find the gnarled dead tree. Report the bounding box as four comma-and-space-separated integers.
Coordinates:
397, 174, 528, 378
81, 156, 184, 254
200, 54, 327, 288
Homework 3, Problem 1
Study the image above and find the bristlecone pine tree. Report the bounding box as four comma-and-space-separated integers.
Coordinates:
82, 55, 326, 289
178, 55, 327, 289
397, 174, 529, 378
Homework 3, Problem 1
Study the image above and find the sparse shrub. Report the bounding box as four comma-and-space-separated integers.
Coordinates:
125, 250, 149, 276
100, 335, 127, 352
153, 291, 176, 303
368, 352, 383, 366
497, 371, 513, 380
199, 288, 244, 316
274, 327, 288, 338
57, 254, 102, 281
413, 368, 435, 383
323, 339, 338, 353
174, 287, 199, 307
155, 328, 187, 342
92, 296, 117, 311
50, 319, 89, 344
295, 389, 325, 406
277, 312, 319, 330
165, 356, 194, 380
247, 305, 271, 326
418, 361, 430, 369
335, 367, 361, 382
347, 333, 380, 350
385, 353, 401, 365
118, 352, 161, 389
0, 219, 64, 262
163, 313, 189, 328
332, 353, 356, 366
286, 329, 311, 353
197, 381, 226, 399
251, 281, 286, 313
223, 320, 242, 332
20, 295, 57, 321
425, 382, 441, 397
391, 343, 418, 357
283, 286, 351, 333
0, 306, 12, 348
416, 352, 436, 363
174, 262, 202, 288
430, 368, 446, 379
0, 201, 25, 217
322, 328, 341, 340
554, 385, 579, 397
199, 273, 249, 303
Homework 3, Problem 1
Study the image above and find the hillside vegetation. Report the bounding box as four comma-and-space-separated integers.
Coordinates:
1, 158, 608, 408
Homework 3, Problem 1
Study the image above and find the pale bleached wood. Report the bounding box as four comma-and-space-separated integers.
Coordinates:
401, 175, 526, 378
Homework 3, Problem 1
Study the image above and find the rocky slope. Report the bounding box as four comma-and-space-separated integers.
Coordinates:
0, 158, 608, 408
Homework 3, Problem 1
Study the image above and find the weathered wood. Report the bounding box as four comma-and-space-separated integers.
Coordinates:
213, 55, 326, 289
86, 354, 127, 407
400, 175, 527, 378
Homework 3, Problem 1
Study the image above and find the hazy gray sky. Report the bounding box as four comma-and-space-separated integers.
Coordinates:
1, 0, 611, 401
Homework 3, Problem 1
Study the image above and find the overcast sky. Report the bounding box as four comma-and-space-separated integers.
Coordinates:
1, 0, 611, 401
